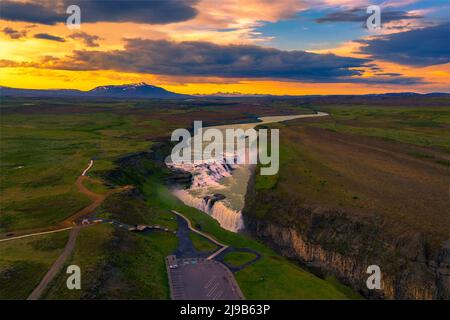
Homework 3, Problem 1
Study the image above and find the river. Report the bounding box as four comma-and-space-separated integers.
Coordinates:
167, 112, 328, 232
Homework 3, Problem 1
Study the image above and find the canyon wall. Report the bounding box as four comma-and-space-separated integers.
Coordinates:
243, 174, 450, 300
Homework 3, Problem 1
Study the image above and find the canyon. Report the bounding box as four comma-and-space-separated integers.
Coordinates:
166, 113, 328, 233
242, 115, 450, 300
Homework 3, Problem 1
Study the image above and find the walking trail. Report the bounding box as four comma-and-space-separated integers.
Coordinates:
23, 160, 132, 299
171, 210, 228, 260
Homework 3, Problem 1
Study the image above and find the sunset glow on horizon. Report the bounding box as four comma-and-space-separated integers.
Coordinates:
1, 0, 448, 95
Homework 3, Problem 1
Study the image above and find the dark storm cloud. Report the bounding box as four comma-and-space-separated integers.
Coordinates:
2, 27, 27, 39
0, 0, 199, 25
358, 23, 450, 67
53, 39, 371, 82
315, 7, 422, 25
34, 33, 66, 42
0, 1, 63, 25
70, 0, 199, 24
68, 32, 101, 47
40, 38, 424, 84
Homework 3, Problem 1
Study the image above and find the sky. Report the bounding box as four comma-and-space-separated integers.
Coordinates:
0, 0, 449, 95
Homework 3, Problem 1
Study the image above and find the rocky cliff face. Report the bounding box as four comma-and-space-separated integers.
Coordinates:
243, 175, 450, 300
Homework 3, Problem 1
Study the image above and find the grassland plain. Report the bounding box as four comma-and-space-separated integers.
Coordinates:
43, 224, 179, 299
1, 97, 357, 299
310, 105, 449, 152
0, 97, 310, 235
3, 95, 447, 300
223, 251, 258, 268
252, 104, 449, 242
0, 230, 70, 299
244, 99, 450, 299
189, 231, 219, 253
5, 96, 444, 300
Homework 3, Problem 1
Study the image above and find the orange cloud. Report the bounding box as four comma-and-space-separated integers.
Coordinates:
0, 0, 447, 94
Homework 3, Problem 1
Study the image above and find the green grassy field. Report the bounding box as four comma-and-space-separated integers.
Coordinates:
310, 106, 449, 152
189, 232, 218, 253
43, 224, 179, 299
4, 97, 415, 300
0, 230, 70, 299
43, 224, 113, 299
0, 97, 314, 235
0, 112, 155, 233
97, 190, 179, 232
223, 251, 257, 267
81, 178, 111, 195
251, 104, 449, 243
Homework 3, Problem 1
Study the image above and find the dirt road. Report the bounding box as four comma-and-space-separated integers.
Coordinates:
27, 226, 81, 300
24, 160, 132, 299
0, 227, 72, 243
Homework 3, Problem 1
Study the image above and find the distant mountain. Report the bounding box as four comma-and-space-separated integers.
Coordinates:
196, 91, 270, 98
0, 86, 83, 97
0, 83, 189, 99
199, 91, 450, 98
361, 92, 450, 98
1, 84, 448, 99
88, 82, 188, 98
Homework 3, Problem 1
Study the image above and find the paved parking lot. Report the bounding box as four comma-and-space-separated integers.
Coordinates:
167, 258, 243, 300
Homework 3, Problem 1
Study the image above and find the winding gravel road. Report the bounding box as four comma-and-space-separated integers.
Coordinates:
25, 160, 131, 299
27, 226, 81, 300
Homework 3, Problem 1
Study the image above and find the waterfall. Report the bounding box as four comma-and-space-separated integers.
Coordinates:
207, 200, 244, 232
172, 189, 244, 232
167, 158, 235, 189
166, 113, 328, 234
168, 157, 244, 232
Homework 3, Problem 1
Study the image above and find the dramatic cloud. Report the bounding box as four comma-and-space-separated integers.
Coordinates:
47, 39, 370, 82
0, 1, 62, 25
26, 38, 422, 84
358, 23, 450, 66
77, 0, 199, 24
2, 27, 27, 39
34, 33, 66, 42
0, 0, 199, 25
315, 7, 422, 25
68, 32, 101, 47
319, 0, 419, 9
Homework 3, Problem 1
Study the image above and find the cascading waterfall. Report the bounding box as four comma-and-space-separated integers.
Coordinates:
167, 153, 245, 232
166, 113, 328, 233
172, 189, 244, 232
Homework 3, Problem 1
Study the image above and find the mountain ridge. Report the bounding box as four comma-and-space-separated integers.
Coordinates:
0, 83, 190, 99
0, 84, 448, 98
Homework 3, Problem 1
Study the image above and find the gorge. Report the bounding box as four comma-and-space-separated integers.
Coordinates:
166, 113, 328, 233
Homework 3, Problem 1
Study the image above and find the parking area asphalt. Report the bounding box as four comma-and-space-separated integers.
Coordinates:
167, 258, 243, 300
173, 215, 214, 259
